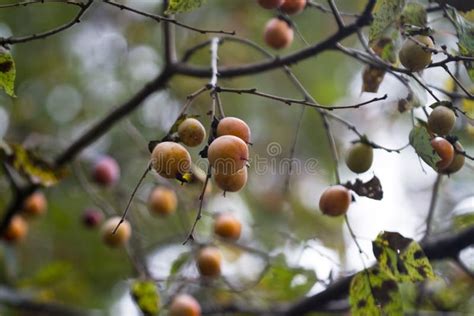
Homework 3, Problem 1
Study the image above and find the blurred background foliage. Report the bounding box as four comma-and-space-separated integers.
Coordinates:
0, 0, 473, 315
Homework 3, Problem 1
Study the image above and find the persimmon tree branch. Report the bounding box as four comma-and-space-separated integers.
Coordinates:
183, 37, 221, 245
0, 0, 93, 46
175, 0, 376, 78
0, 286, 90, 316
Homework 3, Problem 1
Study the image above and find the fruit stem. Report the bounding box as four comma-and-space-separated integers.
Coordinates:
422, 174, 443, 240
113, 162, 151, 234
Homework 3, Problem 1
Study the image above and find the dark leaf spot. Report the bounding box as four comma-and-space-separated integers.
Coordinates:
373, 280, 397, 304
357, 299, 367, 308
397, 259, 408, 275
417, 266, 427, 277
0, 61, 12, 73
372, 243, 382, 259
384, 231, 411, 252
413, 250, 424, 260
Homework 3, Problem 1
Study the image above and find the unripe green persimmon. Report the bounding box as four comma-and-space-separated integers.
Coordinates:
428, 105, 456, 136
345, 143, 374, 173
399, 35, 434, 71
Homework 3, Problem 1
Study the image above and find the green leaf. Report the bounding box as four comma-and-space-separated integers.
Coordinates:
0, 142, 67, 187
350, 267, 403, 316
0, 48, 16, 96
400, 2, 427, 28
19, 262, 73, 287
169, 252, 190, 276
131, 280, 160, 316
409, 125, 441, 170
166, 0, 205, 14
257, 254, 317, 301
449, 8, 474, 81
453, 212, 474, 230
452, 197, 474, 230
372, 231, 436, 282
369, 0, 405, 44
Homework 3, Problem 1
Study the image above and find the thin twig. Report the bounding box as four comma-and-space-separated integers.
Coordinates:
113, 162, 151, 234
175, 0, 377, 78
423, 174, 443, 240
326, 112, 410, 153
327, 0, 345, 29
0, 0, 93, 45
183, 166, 211, 245
284, 106, 305, 194
103, 0, 235, 35
441, 64, 474, 98
72, 161, 115, 217
428, 84, 474, 101
0, 0, 82, 9
307, 0, 360, 18
216, 86, 388, 110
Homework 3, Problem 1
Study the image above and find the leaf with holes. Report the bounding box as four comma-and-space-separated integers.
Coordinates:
350, 267, 403, 316
343, 175, 383, 200
448, 8, 474, 81
409, 124, 441, 170
372, 231, 436, 282
0, 48, 16, 96
0, 142, 67, 187
131, 280, 160, 315
166, 0, 205, 14
369, 0, 405, 44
